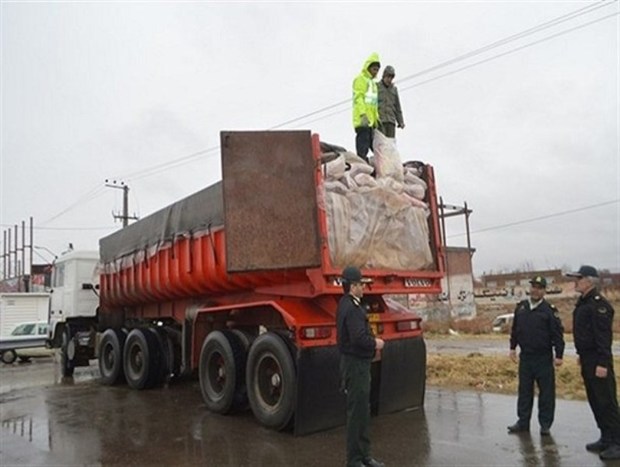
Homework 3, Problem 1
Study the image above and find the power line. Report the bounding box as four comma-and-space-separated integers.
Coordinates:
400, 11, 619, 93
448, 199, 619, 238
40, 185, 108, 226
119, 147, 219, 181
293, 11, 620, 126
0, 223, 114, 231
34, 2, 618, 225
274, 0, 618, 129
397, 0, 616, 87
130, 1, 618, 173
32, 249, 54, 265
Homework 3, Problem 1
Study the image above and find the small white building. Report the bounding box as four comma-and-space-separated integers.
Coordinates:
0, 292, 50, 337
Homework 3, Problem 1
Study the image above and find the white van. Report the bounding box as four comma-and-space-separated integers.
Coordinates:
0, 321, 53, 364
492, 313, 514, 333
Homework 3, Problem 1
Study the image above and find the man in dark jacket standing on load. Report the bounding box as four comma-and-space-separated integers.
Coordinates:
337, 266, 385, 467
568, 265, 620, 461
377, 65, 405, 138
507, 275, 564, 436
352, 53, 380, 163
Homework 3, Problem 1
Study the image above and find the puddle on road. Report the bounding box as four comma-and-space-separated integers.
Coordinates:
1, 355, 100, 395
1, 356, 101, 456
0, 359, 611, 466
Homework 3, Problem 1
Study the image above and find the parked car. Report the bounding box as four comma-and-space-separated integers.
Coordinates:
0, 321, 53, 364
492, 313, 514, 333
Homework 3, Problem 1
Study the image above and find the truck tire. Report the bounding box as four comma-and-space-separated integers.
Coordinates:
1, 349, 17, 364
246, 332, 296, 430
123, 328, 162, 390
231, 329, 255, 352
99, 329, 127, 385
199, 330, 247, 414
60, 326, 75, 377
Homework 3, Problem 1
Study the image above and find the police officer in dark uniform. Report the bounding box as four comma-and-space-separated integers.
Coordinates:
336, 266, 385, 467
507, 275, 565, 436
568, 265, 620, 461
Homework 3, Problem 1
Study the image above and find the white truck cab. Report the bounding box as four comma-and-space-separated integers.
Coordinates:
49, 250, 100, 338
48, 250, 100, 375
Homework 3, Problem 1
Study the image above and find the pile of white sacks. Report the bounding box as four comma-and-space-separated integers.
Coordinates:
321, 132, 434, 271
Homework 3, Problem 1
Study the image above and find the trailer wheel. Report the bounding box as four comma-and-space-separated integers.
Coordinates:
246, 332, 296, 430
123, 328, 161, 389
1, 349, 17, 364
60, 326, 75, 377
199, 330, 247, 413
99, 329, 127, 385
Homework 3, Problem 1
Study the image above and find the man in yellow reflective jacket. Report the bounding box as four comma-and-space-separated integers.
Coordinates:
352, 53, 380, 163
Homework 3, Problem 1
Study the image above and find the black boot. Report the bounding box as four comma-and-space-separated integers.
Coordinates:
586, 439, 609, 452
600, 444, 620, 460
362, 458, 385, 467
507, 423, 529, 433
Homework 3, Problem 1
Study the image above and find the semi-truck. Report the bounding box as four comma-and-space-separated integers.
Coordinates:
47, 130, 445, 435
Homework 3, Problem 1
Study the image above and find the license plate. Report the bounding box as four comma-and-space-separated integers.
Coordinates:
367, 313, 380, 322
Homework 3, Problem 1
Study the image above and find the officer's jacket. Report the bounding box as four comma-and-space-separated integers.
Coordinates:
573, 288, 615, 367
336, 294, 376, 359
510, 299, 565, 358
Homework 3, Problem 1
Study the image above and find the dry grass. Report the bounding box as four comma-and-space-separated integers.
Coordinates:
423, 293, 620, 399
426, 353, 620, 401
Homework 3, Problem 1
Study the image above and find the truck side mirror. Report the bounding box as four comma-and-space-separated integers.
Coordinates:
82, 283, 94, 290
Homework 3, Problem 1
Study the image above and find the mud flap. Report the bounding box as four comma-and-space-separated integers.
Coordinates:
294, 336, 426, 435
377, 336, 426, 414
294, 346, 345, 435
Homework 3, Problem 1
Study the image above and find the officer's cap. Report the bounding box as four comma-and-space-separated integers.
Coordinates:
529, 276, 547, 288
341, 266, 373, 284
566, 265, 599, 278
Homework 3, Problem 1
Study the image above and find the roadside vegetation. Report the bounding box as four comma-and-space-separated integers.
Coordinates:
423, 294, 620, 401
427, 353, 620, 401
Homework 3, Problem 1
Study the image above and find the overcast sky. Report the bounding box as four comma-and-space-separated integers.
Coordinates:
1, 1, 618, 277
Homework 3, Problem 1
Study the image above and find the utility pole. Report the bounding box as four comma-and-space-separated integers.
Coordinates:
105, 180, 138, 228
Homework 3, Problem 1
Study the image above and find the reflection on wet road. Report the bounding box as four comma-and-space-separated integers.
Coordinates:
1, 356, 616, 466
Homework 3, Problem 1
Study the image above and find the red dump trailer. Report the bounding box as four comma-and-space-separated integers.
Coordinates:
52, 131, 444, 435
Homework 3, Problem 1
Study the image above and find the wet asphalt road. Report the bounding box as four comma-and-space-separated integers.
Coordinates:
1, 346, 619, 466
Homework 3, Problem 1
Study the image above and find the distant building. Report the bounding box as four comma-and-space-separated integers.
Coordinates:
480, 269, 563, 289
0, 263, 52, 293
480, 269, 620, 289
409, 246, 476, 320
600, 272, 620, 288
